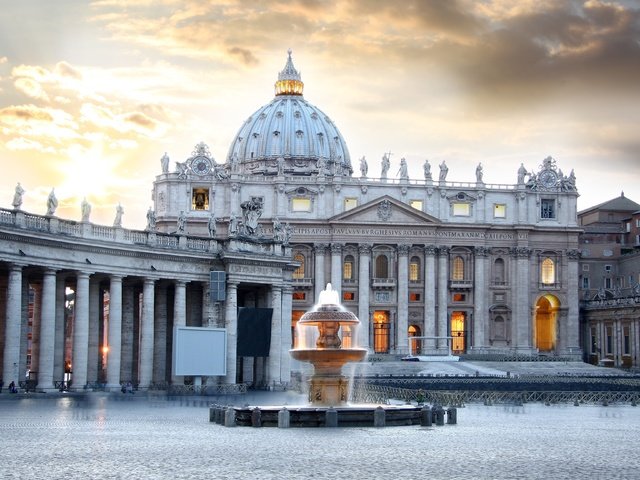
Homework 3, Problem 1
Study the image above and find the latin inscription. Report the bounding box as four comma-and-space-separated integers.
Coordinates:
293, 226, 515, 240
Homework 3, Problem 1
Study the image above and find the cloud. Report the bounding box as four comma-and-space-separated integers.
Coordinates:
14, 77, 50, 101
0, 104, 55, 123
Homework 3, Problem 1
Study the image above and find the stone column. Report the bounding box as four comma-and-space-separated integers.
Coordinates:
53, 274, 66, 382
330, 243, 343, 299
473, 247, 489, 349
106, 275, 123, 390
437, 247, 449, 352
138, 278, 155, 389
87, 279, 101, 384
171, 280, 186, 384
424, 246, 437, 345
71, 272, 90, 390
37, 269, 57, 391
30, 284, 42, 380
267, 285, 282, 386
566, 249, 581, 355
280, 285, 293, 384
512, 247, 532, 352
314, 243, 328, 303
396, 244, 410, 355
358, 244, 372, 349
153, 283, 167, 384
224, 281, 238, 384
120, 284, 134, 383
201, 282, 212, 326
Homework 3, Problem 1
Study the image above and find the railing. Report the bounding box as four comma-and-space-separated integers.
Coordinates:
449, 279, 473, 289
371, 277, 396, 288
167, 383, 248, 396
24, 214, 48, 230
292, 278, 313, 287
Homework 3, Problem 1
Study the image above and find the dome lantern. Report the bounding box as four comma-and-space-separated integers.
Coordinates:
275, 49, 304, 96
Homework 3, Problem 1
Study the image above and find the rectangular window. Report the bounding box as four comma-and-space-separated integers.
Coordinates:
409, 292, 421, 302
604, 277, 612, 289
626, 222, 631, 232
590, 327, 597, 354
292, 198, 311, 212
452, 203, 470, 216
582, 277, 590, 289
636, 219, 640, 228
409, 263, 419, 281
540, 199, 555, 219
343, 261, 353, 280
344, 198, 358, 211
494, 293, 504, 302
606, 326, 613, 355
582, 264, 590, 272
605, 265, 612, 273
453, 293, 466, 302
292, 292, 306, 301
410, 200, 423, 211
191, 188, 210, 211
493, 204, 506, 218
343, 292, 355, 301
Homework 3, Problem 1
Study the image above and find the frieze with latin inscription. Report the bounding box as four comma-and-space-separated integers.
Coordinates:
293, 226, 516, 240
228, 264, 281, 276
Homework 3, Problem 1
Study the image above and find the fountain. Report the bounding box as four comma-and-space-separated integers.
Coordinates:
289, 283, 367, 406
216, 284, 454, 427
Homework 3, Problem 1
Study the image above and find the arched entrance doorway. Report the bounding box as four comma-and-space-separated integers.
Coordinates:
535, 295, 560, 352
451, 311, 467, 354
408, 325, 422, 355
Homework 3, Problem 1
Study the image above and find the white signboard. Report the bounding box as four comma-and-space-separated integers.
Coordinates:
173, 327, 226, 376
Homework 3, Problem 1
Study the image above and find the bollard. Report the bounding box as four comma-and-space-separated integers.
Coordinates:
433, 405, 445, 426
446, 407, 457, 425
373, 406, 386, 427
209, 405, 216, 423
420, 405, 432, 427
325, 407, 338, 427
278, 407, 290, 428
251, 407, 262, 427
224, 407, 236, 427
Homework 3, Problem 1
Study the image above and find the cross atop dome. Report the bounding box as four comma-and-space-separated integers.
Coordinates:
275, 49, 304, 96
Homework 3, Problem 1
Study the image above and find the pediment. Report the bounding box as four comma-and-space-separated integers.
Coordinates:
329, 195, 440, 225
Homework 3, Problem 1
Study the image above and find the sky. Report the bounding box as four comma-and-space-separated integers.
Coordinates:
0, 0, 639, 228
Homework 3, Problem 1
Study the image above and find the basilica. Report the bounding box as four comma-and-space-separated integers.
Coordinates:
0, 52, 585, 392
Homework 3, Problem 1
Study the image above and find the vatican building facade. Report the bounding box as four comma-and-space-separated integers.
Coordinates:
0, 52, 585, 392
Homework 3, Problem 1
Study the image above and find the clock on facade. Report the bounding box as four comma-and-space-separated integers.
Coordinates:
538, 170, 557, 188
192, 156, 212, 175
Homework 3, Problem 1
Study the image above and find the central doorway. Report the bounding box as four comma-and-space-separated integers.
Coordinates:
450, 311, 467, 354
373, 310, 390, 353
535, 295, 559, 352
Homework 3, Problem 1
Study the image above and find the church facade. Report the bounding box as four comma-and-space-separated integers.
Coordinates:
0, 52, 583, 392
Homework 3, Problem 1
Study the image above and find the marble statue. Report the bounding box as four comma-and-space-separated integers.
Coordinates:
229, 213, 238, 236
476, 163, 483, 183
46, 188, 58, 216
398, 158, 408, 179
146, 207, 156, 231
439, 161, 448, 182
176, 161, 188, 179
81, 198, 91, 222
359, 156, 368, 177
277, 157, 284, 175
283, 223, 292, 245
517, 163, 528, 184
273, 217, 284, 242
176, 211, 186, 233
113, 204, 124, 227
208, 214, 217, 238
241, 197, 263, 236
160, 152, 170, 174
12, 183, 24, 209
381, 153, 390, 179
423, 159, 432, 180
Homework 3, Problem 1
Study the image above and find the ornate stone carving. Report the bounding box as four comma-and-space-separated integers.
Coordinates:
474, 246, 489, 257
330, 243, 343, 254
314, 243, 329, 254
397, 244, 411, 255
424, 245, 438, 256
377, 199, 392, 221
361, 185, 368, 194
510, 247, 531, 258
358, 243, 372, 255
240, 197, 264, 236
437, 246, 449, 256
566, 249, 581, 260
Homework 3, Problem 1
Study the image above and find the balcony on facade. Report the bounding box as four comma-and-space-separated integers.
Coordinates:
292, 277, 313, 288
371, 277, 396, 289
449, 279, 473, 289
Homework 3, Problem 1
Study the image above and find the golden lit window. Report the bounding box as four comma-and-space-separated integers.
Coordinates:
494, 204, 506, 218
409, 292, 421, 302
293, 253, 305, 279
452, 202, 470, 216
453, 293, 466, 302
409, 257, 420, 281
410, 200, 423, 211
344, 198, 358, 211
452, 256, 464, 281
541, 257, 555, 284
292, 292, 306, 301
292, 198, 311, 212
343, 292, 355, 301
343, 256, 354, 280
191, 188, 210, 211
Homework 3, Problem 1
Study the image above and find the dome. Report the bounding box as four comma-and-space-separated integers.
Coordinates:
227, 51, 352, 177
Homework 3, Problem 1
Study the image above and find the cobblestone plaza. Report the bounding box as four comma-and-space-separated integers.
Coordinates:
1, 393, 639, 479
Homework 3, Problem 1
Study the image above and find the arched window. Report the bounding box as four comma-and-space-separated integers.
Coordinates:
452, 256, 465, 281
293, 253, 305, 279
375, 255, 388, 278
541, 257, 555, 284
409, 256, 420, 282
494, 258, 505, 283
343, 255, 354, 280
